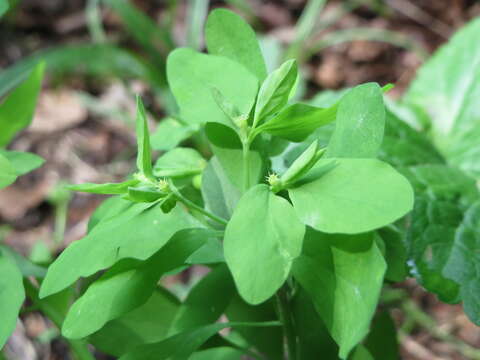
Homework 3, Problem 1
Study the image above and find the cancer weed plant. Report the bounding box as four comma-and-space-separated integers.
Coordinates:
2, 7, 480, 360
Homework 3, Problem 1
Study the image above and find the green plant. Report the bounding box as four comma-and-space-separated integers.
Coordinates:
35, 9, 415, 359
2, 7, 480, 360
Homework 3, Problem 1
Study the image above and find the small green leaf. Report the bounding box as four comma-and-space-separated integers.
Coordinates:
167, 48, 258, 127
119, 321, 280, 360
89, 288, 180, 357
326, 83, 385, 158
0, 62, 45, 146
210, 87, 241, 125
186, 238, 224, 265
292, 230, 386, 359
150, 118, 197, 151
67, 179, 139, 195
206, 8, 267, 81
0, 153, 17, 189
224, 184, 305, 304
127, 186, 165, 203
0, 150, 44, 176
0, 249, 25, 348
289, 158, 414, 234
154, 147, 205, 178
254, 59, 298, 126
0, 0, 9, 18
62, 229, 211, 339
280, 140, 323, 187
257, 103, 337, 142
350, 346, 374, 360
135, 96, 154, 179
40, 203, 201, 298
168, 264, 235, 335
0, 245, 47, 278
377, 227, 408, 282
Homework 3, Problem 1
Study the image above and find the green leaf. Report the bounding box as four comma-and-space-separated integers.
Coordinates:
377, 227, 408, 283
87, 196, 134, 232
403, 17, 480, 177
40, 203, 201, 298
289, 158, 414, 234
256, 103, 337, 142
226, 295, 283, 359
253, 59, 297, 126
153, 147, 205, 178
292, 230, 386, 359
402, 164, 478, 305
150, 118, 197, 151
186, 238, 225, 265
0, 151, 44, 176
0, 0, 9, 17
326, 83, 385, 158
292, 288, 339, 360
119, 321, 280, 360
224, 184, 305, 304
0, 245, 47, 278
190, 347, 244, 360
0, 62, 44, 146
67, 180, 139, 195
89, 288, 180, 357
135, 97, 154, 179
167, 48, 258, 126
168, 264, 235, 335
364, 311, 400, 360
205, 8, 267, 81
280, 140, 323, 187
127, 186, 165, 203
62, 229, 211, 339
350, 346, 374, 360
0, 153, 17, 189
0, 249, 25, 348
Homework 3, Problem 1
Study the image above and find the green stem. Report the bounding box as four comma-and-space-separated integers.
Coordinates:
276, 287, 297, 360
171, 187, 228, 226
242, 140, 250, 193
23, 281, 95, 360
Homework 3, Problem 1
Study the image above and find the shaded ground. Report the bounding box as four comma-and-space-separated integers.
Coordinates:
1, 0, 479, 359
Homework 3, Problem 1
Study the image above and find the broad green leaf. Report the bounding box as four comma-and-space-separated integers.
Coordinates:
289, 158, 414, 234
167, 48, 258, 127
119, 321, 280, 360
0, 249, 25, 348
326, 83, 385, 158
212, 145, 264, 194
89, 288, 180, 357
0, 62, 44, 146
135, 97, 154, 179
186, 238, 224, 265
402, 164, 478, 305
364, 311, 400, 360
40, 203, 201, 298
205, 122, 242, 148
256, 103, 337, 142
87, 196, 134, 231
201, 157, 240, 220
291, 288, 339, 360
190, 347, 244, 360
403, 17, 480, 177
0, 151, 44, 176
67, 180, 139, 195
446, 201, 480, 324
205, 8, 267, 81
292, 230, 386, 359
62, 229, 211, 339
0, 153, 17, 189
377, 227, 408, 283
253, 59, 297, 126
379, 110, 444, 167
226, 295, 283, 359
154, 147, 205, 178
224, 184, 305, 304
150, 118, 197, 151
168, 264, 235, 335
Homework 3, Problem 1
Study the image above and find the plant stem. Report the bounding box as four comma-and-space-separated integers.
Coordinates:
276, 287, 297, 360
242, 140, 250, 193
171, 187, 228, 226
23, 280, 95, 360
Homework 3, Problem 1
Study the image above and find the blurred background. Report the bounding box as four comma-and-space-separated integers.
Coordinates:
1, 0, 479, 359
